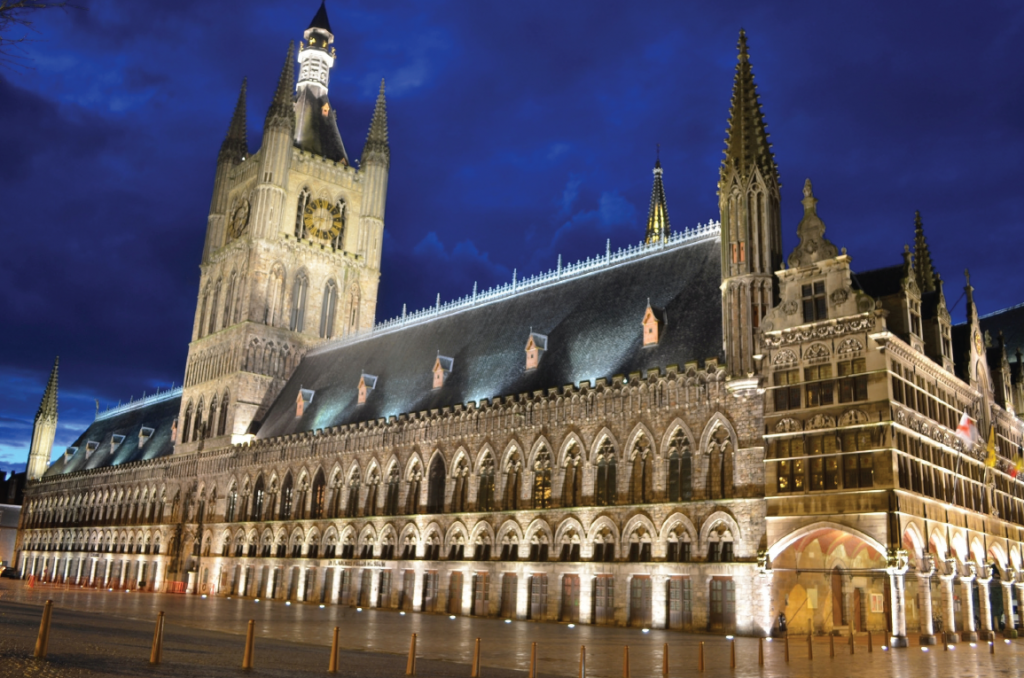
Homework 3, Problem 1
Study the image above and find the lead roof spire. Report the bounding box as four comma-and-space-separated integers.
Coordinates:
308, 0, 332, 33
218, 78, 249, 164
721, 29, 778, 186
913, 210, 938, 293
361, 79, 390, 167
645, 149, 670, 244
265, 42, 296, 132
36, 356, 59, 424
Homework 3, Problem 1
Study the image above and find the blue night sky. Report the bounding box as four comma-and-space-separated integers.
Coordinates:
1, 0, 1023, 472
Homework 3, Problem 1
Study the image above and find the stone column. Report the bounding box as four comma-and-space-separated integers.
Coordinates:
652, 575, 668, 629
579, 574, 593, 625
88, 558, 98, 587
264, 567, 276, 599
1001, 581, 1017, 638
297, 566, 308, 602
461, 569, 474, 616
976, 570, 994, 641
237, 565, 248, 598
917, 556, 936, 645
516, 569, 530, 620
369, 568, 381, 608
412, 565, 425, 611
103, 559, 112, 588
886, 549, 909, 648
330, 567, 342, 604
959, 565, 978, 642
938, 564, 959, 643
75, 558, 84, 585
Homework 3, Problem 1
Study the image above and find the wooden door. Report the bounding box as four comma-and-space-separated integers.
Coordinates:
448, 572, 464, 614
668, 577, 686, 629
473, 573, 489, 616
709, 577, 735, 630
378, 570, 392, 608
423, 572, 438, 612
402, 570, 415, 611
594, 576, 614, 625
530, 575, 548, 620
500, 573, 517, 618
560, 574, 580, 622
831, 567, 845, 626
853, 588, 863, 632
359, 569, 373, 606
630, 576, 652, 627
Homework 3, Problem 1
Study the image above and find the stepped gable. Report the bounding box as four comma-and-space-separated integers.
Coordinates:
43, 393, 181, 477
258, 235, 723, 439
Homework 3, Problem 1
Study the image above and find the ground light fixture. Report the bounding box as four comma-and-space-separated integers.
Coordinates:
286, 601, 291, 606
567, 624, 575, 628
320, 604, 325, 609
505, 619, 512, 623
255, 599, 260, 603
450, 615, 456, 619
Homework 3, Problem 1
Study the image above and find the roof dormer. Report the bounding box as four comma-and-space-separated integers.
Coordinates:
110, 434, 125, 454
139, 426, 155, 448
358, 374, 377, 404
525, 332, 548, 370
296, 388, 315, 417
642, 302, 664, 346
85, 441, 99, 459
433, 355, 453, 389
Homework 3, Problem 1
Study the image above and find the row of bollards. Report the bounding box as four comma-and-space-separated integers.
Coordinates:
28, 601, 1014, 673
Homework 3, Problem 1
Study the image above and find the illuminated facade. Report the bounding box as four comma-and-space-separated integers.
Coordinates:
16, 6, 1024, 644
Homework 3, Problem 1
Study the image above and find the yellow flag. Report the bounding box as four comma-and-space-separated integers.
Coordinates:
985, 427, 997, 468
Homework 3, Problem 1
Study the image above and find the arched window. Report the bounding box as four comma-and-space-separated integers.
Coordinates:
295, 188, 311, 238
666, 529, 691, 562
280, 473, 293, 520
426, 456, 446, 514
346, 470, 360, 518
532, 447, 552, 509
477, 454, 495, 511
226, 484, 238, 522
192, 398, 205, 443
181, 403, 193, 444
223, 271, 237, 330
207, 397, 217, 441
320, 280, 338, 338
406, 464, 422, 514
217, 391, 229, 436
251, 476, 265, 521
311, 470, 326, 519
627, 527, 652, 562
208, 280, 221, 335
562, 443, 582, 507
197, 291, 209, 338
594, 440, 617, 506
504, 452, 522, 510
667, 430, 692, 502
384, 465, 400, 515
265, 265, 286, 327
364, 468, 380, 517
290, 273, 308, 332
629, 435, 653, 504
329, 472, 343, 518
707, 424, 733, 500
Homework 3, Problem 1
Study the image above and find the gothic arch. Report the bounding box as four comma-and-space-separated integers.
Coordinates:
767, 521, 885, 561
928, 528, 948, 561
444, 521, 469, 548
469, 520, 495, 545
901, 523, 926, 565
404, 452, 424, 478
524, 518, 553, 545
265, 263, 287, 328
496, 520, 524, 545
659, 512, 698, 545
699, 511, 742, 552
589, 428, 620, 463
659, 418, 697, 455
621, 513, 657, 548
364, 458, 382, 483
624, 422, 658, 460
553, 517, 586, 546
556, 432, 587, 468
527, 436, 554, 468
474, 444, 496, 474
399, 523, 421, 545
585, 516, 620, 545
358, 524, 378, 548
499, 439, 524, 471
698, 413, 738, 453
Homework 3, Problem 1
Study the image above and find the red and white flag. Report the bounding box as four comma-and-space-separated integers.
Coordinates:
956, 412, 980, 447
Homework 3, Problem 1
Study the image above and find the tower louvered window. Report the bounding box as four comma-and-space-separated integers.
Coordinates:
290, 274, 308, 332
320, 280, 338, 338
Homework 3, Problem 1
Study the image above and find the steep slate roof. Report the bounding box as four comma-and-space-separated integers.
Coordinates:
258, 234, 723, 439
977, 304, 1024, 357
43, 392, 181, 477
852, 264, 905, 299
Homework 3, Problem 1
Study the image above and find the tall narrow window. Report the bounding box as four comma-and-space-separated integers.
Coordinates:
562, 444, 582, 507
452, 459, 469, 513
504, 452, 522, 510
217, 391, 229, 436
208, 280, 221, 335
532, 447, 552, 509
181, 403, 193, 444
331, 200, 345, 250
405, 464, 422, 514
774, 370, 801, 411
207, 398, 217, 441
225, 486, 237, 522
477, 455, 495, 511
223, 272, 236, 330
290, 273, 308, 332
802, 282, 827, 322
320, 280, 338, 338
364, 468, 380, 517
265, 266, 285, 327
295, 188, 311, 238
667, 431, 692, 502
197, 293, 209, 338
193, 398, 205, 442
311, 470, 326, 519
347, 286, 360, 334
595, 440, 617, 506
426, 456, 446, 514
384, 466, 400, 515
629, 436, 653, 504
346, 471, 360, 518
251, 476, 265, 521
280, 473, 294, 520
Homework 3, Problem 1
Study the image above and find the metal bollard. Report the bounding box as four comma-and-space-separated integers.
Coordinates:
990, 640, 995, 655
698, 641, 705, 672
785, 634, 790, 662
759, 637, 764, 666
34, 600, 53, 659
730, 638, 736, 669
830, 633, 835, 658
242, 619, 255, 669
472, 637, 481, 678
867, 630, 873, 653
406, 633, 417, 676
530, 642, 537, 678
579, 645, 586, 678
623, 646, 630, 678
850, 630, 855, 655
663, 642, 669, 678
149, 611, 165, 664
329, 626, 340, 673
807, 633, 813, 660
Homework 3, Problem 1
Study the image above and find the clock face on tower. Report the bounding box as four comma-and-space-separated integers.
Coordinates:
229, 199, 250, 240
303, 198, 343, 241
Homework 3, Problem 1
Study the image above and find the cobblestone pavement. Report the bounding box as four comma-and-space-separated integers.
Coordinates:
2, 580, 1023, 678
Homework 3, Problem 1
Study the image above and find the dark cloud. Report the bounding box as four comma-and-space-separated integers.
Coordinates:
2, 0, 1023, 468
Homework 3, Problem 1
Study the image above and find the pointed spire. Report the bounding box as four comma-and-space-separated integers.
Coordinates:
912, 210, 938, 293
721, 29, 778, 186
308, 0, 332, 33
218, 78, 249, 165
787, 179, 838, 268
265, 42, 296, 132
35, 357, 59, 424
361, 79, 390, 168
645, 152, 670, 244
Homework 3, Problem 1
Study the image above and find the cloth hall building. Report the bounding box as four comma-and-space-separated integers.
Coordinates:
15, 5, 1024, 646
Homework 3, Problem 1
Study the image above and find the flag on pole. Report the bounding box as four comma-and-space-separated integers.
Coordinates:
984, 427, 997, 468
1012, 445, 1024, 479
955, 412, 980, 447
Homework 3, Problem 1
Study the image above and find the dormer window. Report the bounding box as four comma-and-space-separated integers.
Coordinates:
909, 300, 922, 337
802, 282, 827, 322
642, 304, 663, 346
358, 374, 377, 404
525, 332, 548, 370
110, 434, 126, 454
138, 427, 155, 448
64, 447, 78, 463
85, 441, 100, 459
296, 388, 315, 417
433, 356, 453, 389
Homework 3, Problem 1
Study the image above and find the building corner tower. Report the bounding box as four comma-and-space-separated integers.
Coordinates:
719, 30, 782, 378
26, 357, 59, 481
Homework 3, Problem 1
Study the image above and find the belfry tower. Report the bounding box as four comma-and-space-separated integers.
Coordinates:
178, 2, 390, 450
718, 30, 782, 377
26, 358, 59, 481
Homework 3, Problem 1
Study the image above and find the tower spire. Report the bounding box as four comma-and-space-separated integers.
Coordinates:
645, 153, 670, 244
26, 357, 59, 481
265, 42, 296, 132
361, 79, 390, 168
721, 29, 778, 188
218, 78, 249, 165
913, 210, 937, 293
36, 356, 59, 424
